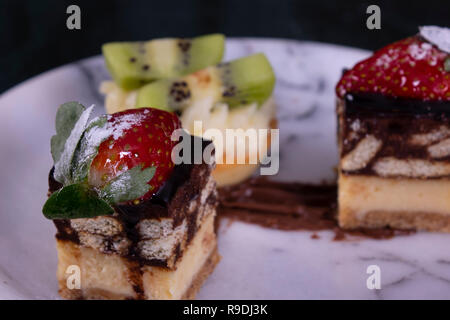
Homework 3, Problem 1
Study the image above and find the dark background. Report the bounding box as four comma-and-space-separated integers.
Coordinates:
1, 0, 448, 93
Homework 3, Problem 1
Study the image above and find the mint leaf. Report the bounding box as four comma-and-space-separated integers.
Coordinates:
51, 102, 85, 163
54, 105, 94, 185
100, 165, 156, 204
71, 115, 110, 183
445, 57, 450, 72
43, 165, 156, 219
43, 183, 114, 219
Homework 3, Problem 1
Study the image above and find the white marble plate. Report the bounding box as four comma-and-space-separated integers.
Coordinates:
0, 38, 449, 300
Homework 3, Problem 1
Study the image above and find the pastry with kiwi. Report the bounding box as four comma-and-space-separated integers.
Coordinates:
100, 35, 277, 186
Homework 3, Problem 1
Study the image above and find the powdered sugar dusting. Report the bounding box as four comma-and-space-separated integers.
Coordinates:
408, 42, 433, 60
70, 111, 148, 182
109, 112, 147, 140
99, 166, 155, 203
71, 115, 113, 181
420, 26, 450, 54
54, 105, 94, 184
102, 169, 132, 198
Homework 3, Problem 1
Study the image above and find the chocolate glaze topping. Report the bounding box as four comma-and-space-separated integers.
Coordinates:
218, 176, 414, 240
345, 93, 450, 116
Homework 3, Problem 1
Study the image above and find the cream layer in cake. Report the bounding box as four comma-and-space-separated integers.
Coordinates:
339, 174, 450, 232
56, 212, 219, 300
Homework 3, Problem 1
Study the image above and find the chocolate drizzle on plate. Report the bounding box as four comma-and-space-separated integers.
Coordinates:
218, 176, 415, 240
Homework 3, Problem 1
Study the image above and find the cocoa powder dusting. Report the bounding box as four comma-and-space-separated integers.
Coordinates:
218, 177, 415, 240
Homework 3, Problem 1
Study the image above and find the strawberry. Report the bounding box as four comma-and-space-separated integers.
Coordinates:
89, 107, 181, 202
336, 36, 450, 101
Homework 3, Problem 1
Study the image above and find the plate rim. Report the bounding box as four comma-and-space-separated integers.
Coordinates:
0, 37, 371, 100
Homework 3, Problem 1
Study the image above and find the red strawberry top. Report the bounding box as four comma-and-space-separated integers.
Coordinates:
336, 36, 450, 101
90, 108, 181, 202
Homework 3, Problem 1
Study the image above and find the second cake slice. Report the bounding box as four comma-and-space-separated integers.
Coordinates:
336, 27, 450, 232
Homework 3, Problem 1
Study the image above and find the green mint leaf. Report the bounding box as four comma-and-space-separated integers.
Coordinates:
100, 165, 156, 204
42, 183, 114, 219
71, 115, 110, 183
51, 102, 85, 163
445, 57, 450, 72
54, 105, 94, 185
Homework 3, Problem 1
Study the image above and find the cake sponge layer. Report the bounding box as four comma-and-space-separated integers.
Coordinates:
56, 213, 219, 300
338, 173, 450, 232
58, 177, 218, 268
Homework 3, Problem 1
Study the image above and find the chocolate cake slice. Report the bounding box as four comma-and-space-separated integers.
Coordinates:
43, 104, 219, 299
53, 162, 218, 299
336, 27, 450, 232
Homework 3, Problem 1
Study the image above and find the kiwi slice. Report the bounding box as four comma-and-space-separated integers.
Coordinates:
102, 34, 225, 90
136, 53, 275, 111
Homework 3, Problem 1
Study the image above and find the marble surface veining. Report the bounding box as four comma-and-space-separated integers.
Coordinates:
0, 38, 449, 299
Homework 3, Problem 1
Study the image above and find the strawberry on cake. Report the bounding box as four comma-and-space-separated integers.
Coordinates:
43, 103, 219, 299
336, 26, 450, 232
